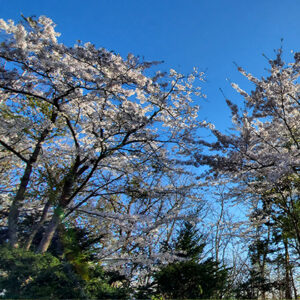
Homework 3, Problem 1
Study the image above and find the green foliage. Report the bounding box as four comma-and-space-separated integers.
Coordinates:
56, 225, 130, 299
0, 245, 85, 299
174, 221, 206, 260
154, 259, 228, 299
0, 244, 129, 299
153, 222, 229, 299
84, 265, 129, 299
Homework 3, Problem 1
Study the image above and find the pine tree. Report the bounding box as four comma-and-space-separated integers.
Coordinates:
154, 222, 229, 299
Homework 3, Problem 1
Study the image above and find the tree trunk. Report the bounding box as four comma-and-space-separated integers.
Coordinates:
8, 163, 34, 248
284, 239, 292, 300
290, 265, 297, 300
25, 199, 51, 250
37, 207, 63, 253
7, 111, 57, 248
37, 170, 76, 253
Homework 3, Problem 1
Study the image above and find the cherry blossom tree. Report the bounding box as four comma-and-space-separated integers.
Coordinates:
196, 49, 300, 256
0, 15, 205, 261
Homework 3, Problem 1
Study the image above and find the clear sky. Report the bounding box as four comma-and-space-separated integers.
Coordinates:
1, 0, 300, 130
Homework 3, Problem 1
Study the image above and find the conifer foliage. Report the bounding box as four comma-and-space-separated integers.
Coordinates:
154, 222, 228, 299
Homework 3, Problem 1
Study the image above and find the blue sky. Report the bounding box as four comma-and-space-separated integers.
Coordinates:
1, 0, 300, 130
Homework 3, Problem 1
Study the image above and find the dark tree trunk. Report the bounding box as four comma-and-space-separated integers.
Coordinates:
7, 111, 57, 248
37, 170, 76, 253
37, 208, 63, 253
25, 199, 51, 250
284, 239, 292, 300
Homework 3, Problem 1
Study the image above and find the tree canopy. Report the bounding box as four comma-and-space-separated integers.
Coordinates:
0, 16, 204, 261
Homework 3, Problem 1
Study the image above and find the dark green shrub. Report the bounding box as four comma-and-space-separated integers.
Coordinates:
0, 245, 85, 299
0, 245, 129, 299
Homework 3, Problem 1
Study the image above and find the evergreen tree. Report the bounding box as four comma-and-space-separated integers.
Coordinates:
153, 222, 229, 299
